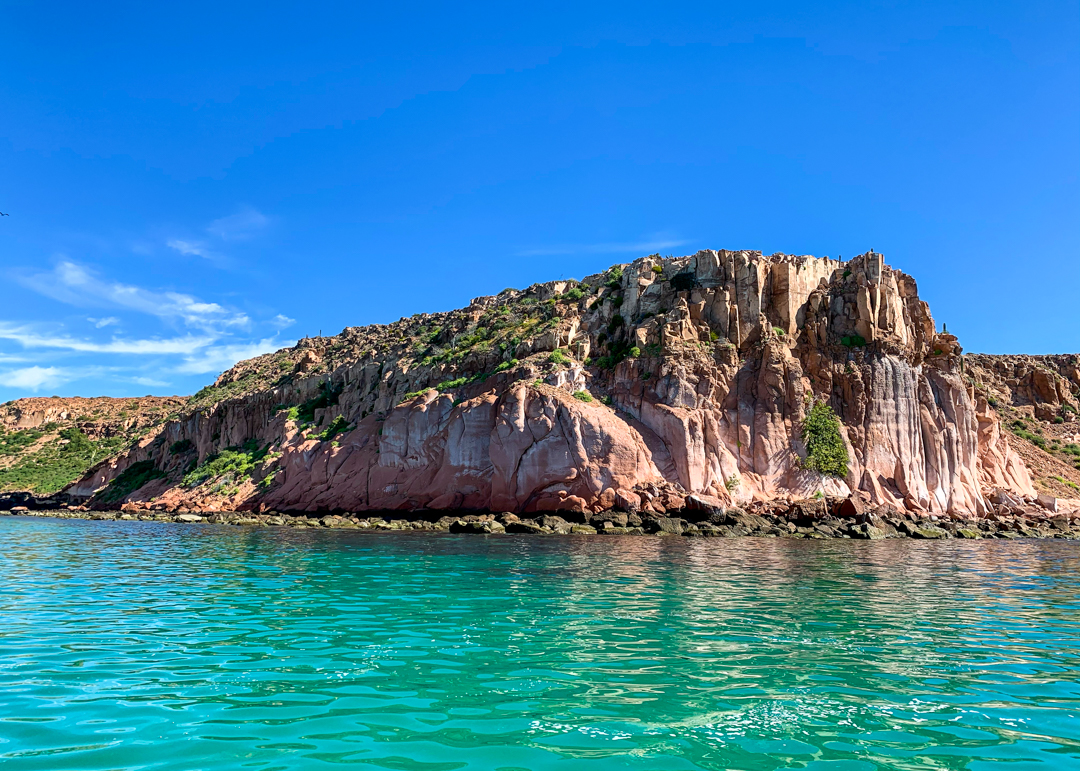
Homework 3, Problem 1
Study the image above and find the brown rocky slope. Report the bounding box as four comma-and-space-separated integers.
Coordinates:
964, 354, 1080, 500
60, 248, 1062, 519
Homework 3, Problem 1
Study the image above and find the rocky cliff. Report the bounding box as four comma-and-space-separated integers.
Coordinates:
964, 354, 1080, 499
67, 249, 1044, 517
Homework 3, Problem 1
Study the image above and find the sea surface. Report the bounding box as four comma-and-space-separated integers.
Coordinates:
1, 517, 1078, 770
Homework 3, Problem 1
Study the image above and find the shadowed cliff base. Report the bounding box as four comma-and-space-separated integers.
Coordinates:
5, 501, 1079, 541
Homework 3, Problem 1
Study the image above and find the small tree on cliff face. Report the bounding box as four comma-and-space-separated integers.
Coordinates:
802, 400, 849, 480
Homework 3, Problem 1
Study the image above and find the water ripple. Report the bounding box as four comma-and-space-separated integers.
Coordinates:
1, 517, 1079, 770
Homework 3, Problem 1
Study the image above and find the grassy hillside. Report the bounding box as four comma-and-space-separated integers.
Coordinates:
0, 396, 186, 495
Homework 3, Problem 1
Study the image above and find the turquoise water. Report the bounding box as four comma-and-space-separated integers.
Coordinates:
1, 518, 1078, 770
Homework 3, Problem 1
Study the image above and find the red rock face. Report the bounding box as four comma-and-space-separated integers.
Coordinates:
73, 249, 1036, 516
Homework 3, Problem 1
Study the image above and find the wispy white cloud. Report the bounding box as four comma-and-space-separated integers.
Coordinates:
19, 261, 250, 334
0, 366, 69, 391
0, 323, 213, 355
207, 207, 269, 241
515, 239, 689, 257
177, 338, 290, 375
5, 250, 293, 391
165, 207, 268, 266
167, 239, 217, 260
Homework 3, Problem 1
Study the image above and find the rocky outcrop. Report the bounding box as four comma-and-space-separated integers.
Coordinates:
965, 354, 1080, 422
1, 396, 185, 438
963, 354, 1080, 501
68, 249, 1039, 517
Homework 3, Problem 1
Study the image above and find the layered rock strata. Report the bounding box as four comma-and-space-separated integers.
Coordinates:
68, 249, 1038, 517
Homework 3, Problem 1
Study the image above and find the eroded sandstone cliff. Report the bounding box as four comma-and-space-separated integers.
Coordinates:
69, 249, 1040, 517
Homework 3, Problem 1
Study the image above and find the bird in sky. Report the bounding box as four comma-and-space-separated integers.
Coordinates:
0, 212, 9, 216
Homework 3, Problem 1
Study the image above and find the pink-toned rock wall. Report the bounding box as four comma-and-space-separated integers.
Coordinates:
71, 249, 1035, 517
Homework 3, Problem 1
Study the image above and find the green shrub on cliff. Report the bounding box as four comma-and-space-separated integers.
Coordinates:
97, 461, 165, 503
801, 400, 848, 478
314, 416, 351, 442
287, 381, 342, 425
0, 427, 44, 456
436, 376, 468, 390
183, 440, 269, 489
169, 439, 193, 455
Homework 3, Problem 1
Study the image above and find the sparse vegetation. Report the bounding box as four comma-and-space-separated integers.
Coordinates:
400, 389, 430, 403
97, 461, 165, 503
669, 272, 696, 292
169, 439, 194, 455
286, 381, 342, 425
840, 335, 866, 347
314, 416, 351, 442
573, 390, 594, 403
1009, 420, 1048, 450
725, 475, 740, 492
437, 376, 468, 390
0, 428, 127, 495
1052, 475, 1080, 492
183, 439, 269, 490
0, 427, 44, 456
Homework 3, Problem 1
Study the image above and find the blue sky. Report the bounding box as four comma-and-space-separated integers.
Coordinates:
0, 1, 1077, 400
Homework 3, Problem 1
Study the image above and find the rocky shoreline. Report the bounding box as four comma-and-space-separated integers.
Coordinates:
5, 498, 1077, 540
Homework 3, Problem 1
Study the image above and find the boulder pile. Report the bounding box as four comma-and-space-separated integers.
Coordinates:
6, 497, 1077, 540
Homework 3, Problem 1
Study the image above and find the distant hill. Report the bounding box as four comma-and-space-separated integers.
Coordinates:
0, 396, 186, 494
